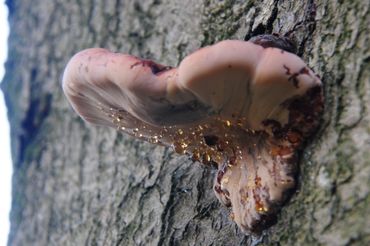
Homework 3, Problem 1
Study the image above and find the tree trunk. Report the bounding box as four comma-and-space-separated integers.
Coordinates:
2, 0, 369, 245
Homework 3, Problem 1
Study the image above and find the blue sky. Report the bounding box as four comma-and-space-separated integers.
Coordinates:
0, 1, 11, 245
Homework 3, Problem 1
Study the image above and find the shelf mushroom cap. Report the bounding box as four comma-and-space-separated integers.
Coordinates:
63, 40, 323, 234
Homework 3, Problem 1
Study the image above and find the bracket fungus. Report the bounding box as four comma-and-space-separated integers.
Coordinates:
63, 38, 323, 234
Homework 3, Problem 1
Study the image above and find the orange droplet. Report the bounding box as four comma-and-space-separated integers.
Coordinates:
286, 131, 301, 143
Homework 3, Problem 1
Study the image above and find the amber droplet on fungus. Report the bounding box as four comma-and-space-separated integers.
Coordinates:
62, 38, 323, 234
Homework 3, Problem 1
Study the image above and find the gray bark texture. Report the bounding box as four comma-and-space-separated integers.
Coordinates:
2, 0, 369, 245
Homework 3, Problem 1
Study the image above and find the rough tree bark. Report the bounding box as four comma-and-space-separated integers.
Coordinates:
2, 0, 369, 245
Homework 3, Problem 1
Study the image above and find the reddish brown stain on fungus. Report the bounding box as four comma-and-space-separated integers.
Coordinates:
130, 60, 172, 75
62, 39, 323, 235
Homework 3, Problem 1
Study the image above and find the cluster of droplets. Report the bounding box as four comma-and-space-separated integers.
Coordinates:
99, 105, 163, 144
103, 104, 281, 214
169, 116, 256, 170
101, 102, 256, 171
100, 103, 304, 233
